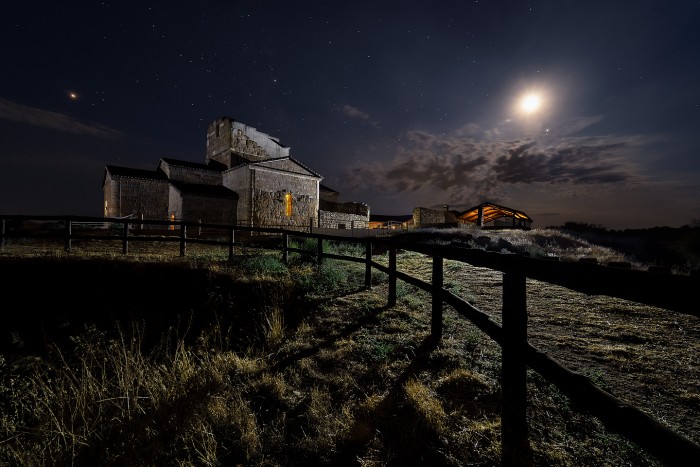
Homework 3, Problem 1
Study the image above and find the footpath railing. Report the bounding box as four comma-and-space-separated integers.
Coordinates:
2, 215, 699, 466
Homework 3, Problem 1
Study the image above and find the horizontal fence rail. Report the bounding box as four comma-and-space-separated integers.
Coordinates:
2, 214, 699, 465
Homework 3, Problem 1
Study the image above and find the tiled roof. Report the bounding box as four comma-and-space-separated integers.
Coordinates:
105, 165, 167, 180
458, 202, 532, 223
247, 156, 322, 178
161, 158, 225, 172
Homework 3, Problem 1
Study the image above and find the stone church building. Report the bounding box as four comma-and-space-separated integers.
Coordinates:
103, 117, 369, 229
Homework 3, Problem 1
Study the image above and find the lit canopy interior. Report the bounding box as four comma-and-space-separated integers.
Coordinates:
458, 202, 532, 228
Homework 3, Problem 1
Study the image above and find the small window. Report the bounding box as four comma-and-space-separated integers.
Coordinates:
285, 193, 293, 217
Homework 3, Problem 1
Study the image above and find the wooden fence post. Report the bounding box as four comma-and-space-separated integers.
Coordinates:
388, 245, 397, 307
64, 219, 72, 252
364, 239, 372, 289
501, 268, 531, 466
180, 223, 187, 257
431, 255, 443, 339
317, 236, 323, 267
122, 220, 129, 254
228, 227, 235, 261
283, 233, 289, 265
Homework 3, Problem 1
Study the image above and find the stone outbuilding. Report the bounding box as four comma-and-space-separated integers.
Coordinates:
103, 116, 369, 229
412, 205, 460, 229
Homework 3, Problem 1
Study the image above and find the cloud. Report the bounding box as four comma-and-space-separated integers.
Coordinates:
492, 140, 632, 185
549, 115, 603, 136
0, 98, 123, 139
345, 124, 642, 206
339, 104, 379, 128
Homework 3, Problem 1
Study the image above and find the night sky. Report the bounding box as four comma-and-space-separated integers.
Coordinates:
2, 1, 699, 229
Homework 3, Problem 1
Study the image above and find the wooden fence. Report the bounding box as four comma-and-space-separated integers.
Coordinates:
2, 214, 699, 465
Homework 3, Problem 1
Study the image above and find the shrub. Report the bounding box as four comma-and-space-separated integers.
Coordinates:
232, 254, 288, 276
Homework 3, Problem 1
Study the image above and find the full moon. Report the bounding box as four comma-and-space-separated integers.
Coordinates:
520, 93, 541, 113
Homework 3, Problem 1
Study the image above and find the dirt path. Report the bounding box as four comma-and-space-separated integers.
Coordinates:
391, 251, 700, 445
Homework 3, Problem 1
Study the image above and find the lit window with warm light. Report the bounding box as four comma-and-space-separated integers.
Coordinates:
285, 193, 293, 217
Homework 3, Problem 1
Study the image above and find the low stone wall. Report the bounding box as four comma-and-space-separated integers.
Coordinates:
318, 210, 369, 229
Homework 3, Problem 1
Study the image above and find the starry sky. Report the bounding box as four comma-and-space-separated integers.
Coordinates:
1, 1, 699, 229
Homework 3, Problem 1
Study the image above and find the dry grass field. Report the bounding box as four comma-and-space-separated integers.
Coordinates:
0, 227, 698, 466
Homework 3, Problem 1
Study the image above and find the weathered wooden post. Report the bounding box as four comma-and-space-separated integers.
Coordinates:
64, 219, 72, 252
122, 220, 129, 254
317, 236, 323, 267
283, 233, 289, 265
388, 245, 397, 307
180, 223, 187, 257
501, 266, 531, 466
431, 255, 443, 339
228, 227, 235, 261
364, 239, 372, 289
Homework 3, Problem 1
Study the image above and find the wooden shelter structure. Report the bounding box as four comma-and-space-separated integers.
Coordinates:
369, 214, 414, 230
458, 202, 532, 230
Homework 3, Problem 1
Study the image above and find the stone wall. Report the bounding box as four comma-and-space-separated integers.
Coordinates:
206, 117, 290, 166
222, 166, 252, 225
252, 189, 316, 229
318, 210, 369, 229
249, 166, 318, 228
412, 207, 458, 228
206, 118, 233, 163
104, 176, 169, 219
230, 121, 289, 160
169, 190, 237, 225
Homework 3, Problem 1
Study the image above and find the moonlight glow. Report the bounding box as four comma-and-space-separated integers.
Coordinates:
520, 93, 541, 113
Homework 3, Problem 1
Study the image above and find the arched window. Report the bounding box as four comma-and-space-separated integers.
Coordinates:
285, 193, 293, 217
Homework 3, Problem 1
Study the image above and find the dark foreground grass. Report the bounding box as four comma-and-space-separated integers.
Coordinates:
0, 239, 693, 466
